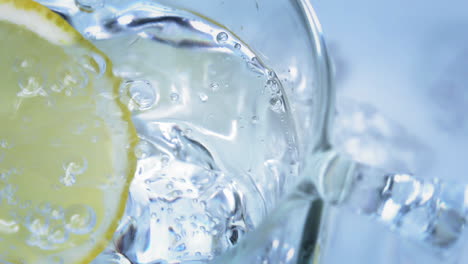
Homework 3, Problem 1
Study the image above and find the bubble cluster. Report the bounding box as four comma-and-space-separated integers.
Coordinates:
18, 203, 95, 251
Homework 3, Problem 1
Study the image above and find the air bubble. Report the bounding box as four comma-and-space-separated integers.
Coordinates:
134, 141, 153, 160
168, 190, 183, 198
216, 32, 228, 43
64, 204, 96, 234
265, 79, 280, 94
52, 66, 89, 96
269, 96, 284, 113
173, 243, 187, 252
26, 214, 49, 236
88, 53, 107, 76
75, 0, 104, 12
170, 92, 180, 102
13, 59, 34, 71
27, 234, 53, 250
210, 82, 220, 92
247, 57, 265, 76
48, 225, 69, 244
161, 155, 170, 166
18, 76, 47, 98
60, 159, 88, 186
199, 93, 209, 103
251, 116, 259, 124
121, 80, 156, 111
50, 206, 65, 220
234, 43, 241, 49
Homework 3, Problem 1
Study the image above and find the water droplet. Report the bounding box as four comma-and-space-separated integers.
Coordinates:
75, 0, 104, 12
234, 43, 241, 49
170, 92, 180, 102
216, 32, 228, 43
64, 204, 96, 234
121, 80, 156, 111
269, 96, 284, 113
210, 82, 220, 92
198, 92, 209, 103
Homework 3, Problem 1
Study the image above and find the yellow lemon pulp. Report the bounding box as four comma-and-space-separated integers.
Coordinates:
0, 0, 137, 263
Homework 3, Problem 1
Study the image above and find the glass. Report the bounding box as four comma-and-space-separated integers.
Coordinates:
29, 0, 468, 263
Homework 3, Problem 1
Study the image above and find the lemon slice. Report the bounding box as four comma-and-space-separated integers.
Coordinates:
0, 0, 137, 263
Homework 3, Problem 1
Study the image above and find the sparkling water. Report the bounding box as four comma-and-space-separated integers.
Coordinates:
49, 1, 300, 263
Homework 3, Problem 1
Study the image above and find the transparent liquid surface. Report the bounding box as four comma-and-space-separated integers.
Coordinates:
53, 1, 301, 263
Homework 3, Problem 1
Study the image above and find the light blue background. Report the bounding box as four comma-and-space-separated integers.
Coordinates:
312, 1, 468, 263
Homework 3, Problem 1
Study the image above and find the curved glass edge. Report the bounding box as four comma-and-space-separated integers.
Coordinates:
290, 0, 335, 263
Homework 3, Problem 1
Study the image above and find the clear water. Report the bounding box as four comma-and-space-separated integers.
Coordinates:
48, 1, 300, 263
